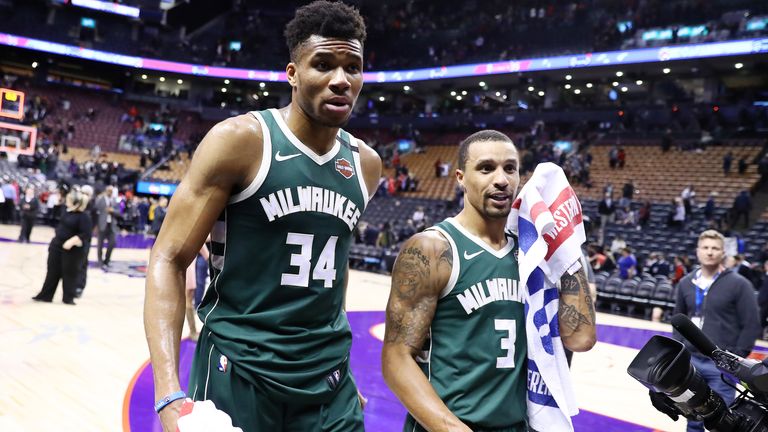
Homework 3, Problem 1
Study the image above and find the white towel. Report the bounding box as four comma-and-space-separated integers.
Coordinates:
506, 163, 586, 432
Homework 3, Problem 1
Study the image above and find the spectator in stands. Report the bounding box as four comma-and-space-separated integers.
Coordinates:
31, 186, 92, 305
150, 196, 168, 236
412, 206, 426, 231
733, 255, 758, 289
669, 197, 686, 228
1, 175, 17, 224
738, 155, 748, 175
672, 255, 687, 284
704, 191, 717, 222
398, 219, 416, 242
17, 186, 39, 243
587, 244, 607, 272
638, 200, 651, 227
622, 179, 635, 200
649, 252, 671, 278
95, 186, 119, 269
376, 222, 397, 249
672, 230, 761, 432
731, 190, 752, 229
598, 192, 615, 228
617, 147, 626, 168
681, 184, 696, 218
608, 146, 618, 169
610, 235, 626, 257
617, 247, 637, 280
723, 151, 733, 175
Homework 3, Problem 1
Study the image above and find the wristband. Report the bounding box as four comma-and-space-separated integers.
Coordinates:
154, 391, 186, 413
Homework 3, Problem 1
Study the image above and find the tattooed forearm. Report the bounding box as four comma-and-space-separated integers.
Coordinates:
558, 262, 598, 350
384, 242, 439, 354
392, 247, 431, 300
560, 268, 587, 295
560, 303, 592, 331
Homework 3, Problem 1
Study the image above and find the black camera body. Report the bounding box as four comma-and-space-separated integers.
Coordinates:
627, 314, 768, 432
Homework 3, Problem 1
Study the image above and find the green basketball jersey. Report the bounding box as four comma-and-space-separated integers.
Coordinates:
197, 108, 370, 403
406, 217, 527, 431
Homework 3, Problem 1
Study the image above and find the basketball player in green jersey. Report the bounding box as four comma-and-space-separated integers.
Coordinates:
382, 130, 596, 432
143, 2, 381, 431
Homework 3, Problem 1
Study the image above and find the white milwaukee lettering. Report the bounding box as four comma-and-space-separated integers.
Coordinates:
258, 187, 361, 230
456, 278, 523, 314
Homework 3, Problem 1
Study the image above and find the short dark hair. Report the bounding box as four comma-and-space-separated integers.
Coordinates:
284, 1, 367, 61
458, 130, 514, 170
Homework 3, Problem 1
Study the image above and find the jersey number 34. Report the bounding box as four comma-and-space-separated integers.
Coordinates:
281, 232, 338, 288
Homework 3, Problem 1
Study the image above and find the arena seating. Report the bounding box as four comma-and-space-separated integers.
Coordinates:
388, 141, 763, 209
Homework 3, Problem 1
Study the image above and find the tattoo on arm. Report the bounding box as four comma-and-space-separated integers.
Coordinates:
384, 244, 439, 353
558, 267, 596, 331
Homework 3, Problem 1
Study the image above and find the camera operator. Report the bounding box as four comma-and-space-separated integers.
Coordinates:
673, 229, 762, 432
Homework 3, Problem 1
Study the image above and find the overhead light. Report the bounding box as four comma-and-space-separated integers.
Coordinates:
586, 83, 593, 88
574, 89, 581, 94
263, 91, 269, 96
495, 92, 501, 97
734, 63, 744, 69
565, 74, 572, 80
612, 81, 619, 87
259, 82, 265, 88
621, 86, 628, 92
224, 79, 230, 85
141, 74, 147, 80
177, 79, 183, 85
378, 96, 385, 102
252, 94, 259, 100
403, 85, 410, 91
502, 95, 507, 99
221, 87, 227, 92
220, 102, 226, 108
616, 71, 624, 77
31, 62, 38, 69
527, 86, 535, 92
663, 67, 671, 74
159, 77, 165, 82
461, 90, 468, 95
479, 81, 486, 87
450, 91, 457, 96
538, 90, 545, 96
635, 80, 643, 85
456, 95, 463, 101
564, 84, 572, 89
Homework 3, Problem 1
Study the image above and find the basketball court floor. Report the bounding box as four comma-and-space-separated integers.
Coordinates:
2, 223, 765, 431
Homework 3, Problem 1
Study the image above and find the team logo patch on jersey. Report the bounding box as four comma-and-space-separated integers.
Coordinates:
335, 158, 355, 179
218, 355, 228, 373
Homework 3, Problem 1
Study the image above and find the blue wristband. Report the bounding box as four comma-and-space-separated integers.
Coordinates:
154, 391, 186, 413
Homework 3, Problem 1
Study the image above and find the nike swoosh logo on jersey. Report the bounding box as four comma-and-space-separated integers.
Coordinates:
275, 151, 301, 162
464, 250, 483, 260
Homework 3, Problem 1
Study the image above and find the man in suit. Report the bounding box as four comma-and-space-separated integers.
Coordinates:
95, 185, 118, 269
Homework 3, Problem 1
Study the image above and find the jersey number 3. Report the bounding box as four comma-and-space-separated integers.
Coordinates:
281, 232, 338, 288
495, 319, 517, 368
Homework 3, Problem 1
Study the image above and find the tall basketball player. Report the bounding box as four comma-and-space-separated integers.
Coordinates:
143, 2, 380, 431
381, 131, 596, 431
